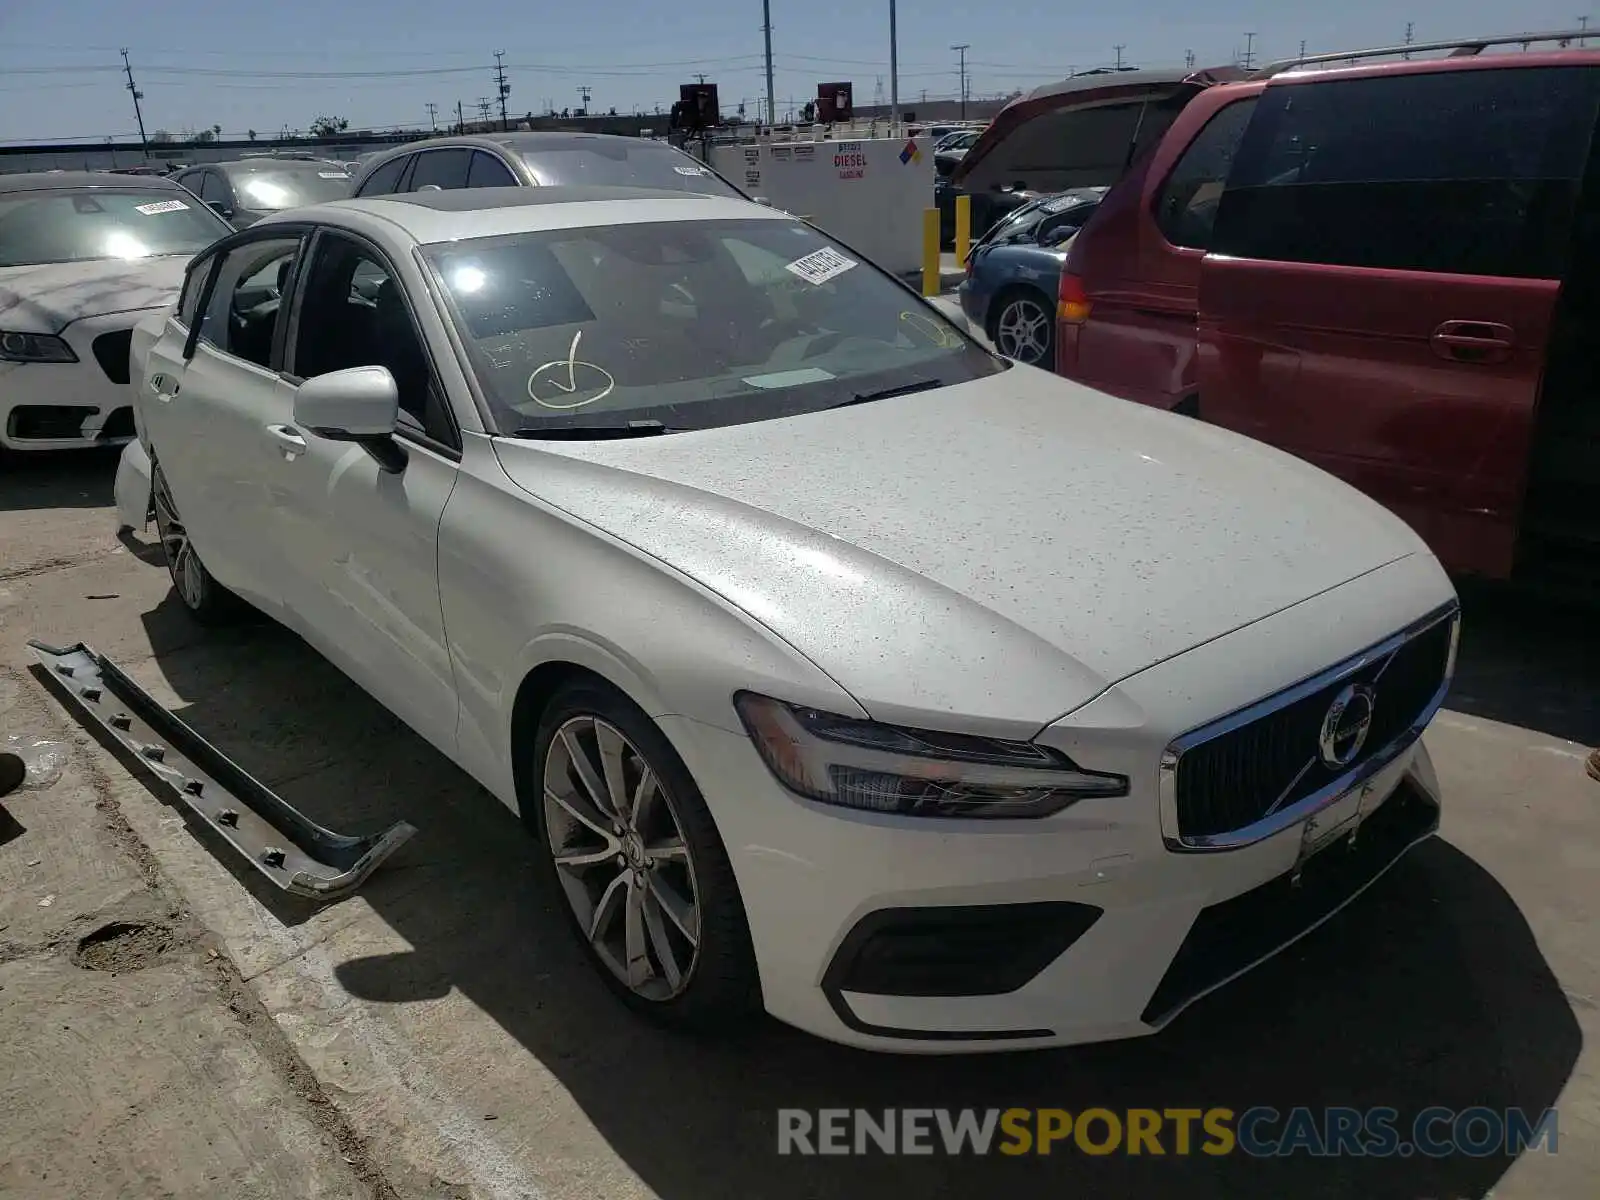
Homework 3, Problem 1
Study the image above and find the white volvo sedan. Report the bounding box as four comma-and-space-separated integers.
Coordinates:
0, 171, 233, 450
119, 186, 1459, 1051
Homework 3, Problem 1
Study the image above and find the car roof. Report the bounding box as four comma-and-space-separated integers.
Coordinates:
208, 157, 348, 173
283, 184, 788, 244
0, 170, 186, 194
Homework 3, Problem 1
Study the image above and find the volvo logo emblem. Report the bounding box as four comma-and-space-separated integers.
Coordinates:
1318, 683, 1375, 769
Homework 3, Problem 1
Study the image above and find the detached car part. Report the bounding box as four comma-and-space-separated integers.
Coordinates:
30, 640, 415, 900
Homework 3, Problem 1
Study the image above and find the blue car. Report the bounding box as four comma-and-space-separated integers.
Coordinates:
958, 189, 1105, 365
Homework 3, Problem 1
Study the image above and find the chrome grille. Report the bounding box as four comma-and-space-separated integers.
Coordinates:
1165, 606, 1458, 849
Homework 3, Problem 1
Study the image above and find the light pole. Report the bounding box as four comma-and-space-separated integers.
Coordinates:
762, 0, 776, 126
890, 0, 900, 128
952, 44, 970, 120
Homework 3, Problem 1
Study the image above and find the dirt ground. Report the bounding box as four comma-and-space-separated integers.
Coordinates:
2, 446, 1598, 1200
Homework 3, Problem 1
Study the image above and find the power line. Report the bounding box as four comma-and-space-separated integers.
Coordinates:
493, 50, 510, 130
120, 48, 149, 159
951, 43, 970, 119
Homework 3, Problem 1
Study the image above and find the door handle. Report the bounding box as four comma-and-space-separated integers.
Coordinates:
267, 424, 308, 456
1431, 321, 1514, 364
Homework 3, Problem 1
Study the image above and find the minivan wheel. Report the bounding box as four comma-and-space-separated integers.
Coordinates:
529, 681, 760, 1027
991, 289, 1055, 365
150, 460, 244, 624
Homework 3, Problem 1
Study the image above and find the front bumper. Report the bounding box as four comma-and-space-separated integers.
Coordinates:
0, 311, 152, 451
665, 552, 1456, 1052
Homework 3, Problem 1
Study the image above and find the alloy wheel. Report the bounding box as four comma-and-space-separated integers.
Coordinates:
995, 296, 1051, 364
542, 716, 702, 1000
151, 466, 206, 611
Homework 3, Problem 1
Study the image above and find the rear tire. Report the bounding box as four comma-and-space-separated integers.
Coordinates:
526, 680, 761, 1030
989, 287, 1056, 366
150, 459, 245, 625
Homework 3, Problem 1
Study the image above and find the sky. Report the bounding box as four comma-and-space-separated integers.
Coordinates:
0, 0, 1593, 144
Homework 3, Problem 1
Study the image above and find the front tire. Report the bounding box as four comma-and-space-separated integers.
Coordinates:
150, 460, 244, 625
990, 288, 1056, 366
528, 681, 760, 1028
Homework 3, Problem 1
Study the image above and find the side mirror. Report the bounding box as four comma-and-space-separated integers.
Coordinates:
1040, 225, 1077, 249
293, 366, 406, 472
205, 200, 234, 220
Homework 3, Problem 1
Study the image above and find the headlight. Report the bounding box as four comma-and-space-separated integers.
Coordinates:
0, 331, 77, 363
734, 692, 1128, 819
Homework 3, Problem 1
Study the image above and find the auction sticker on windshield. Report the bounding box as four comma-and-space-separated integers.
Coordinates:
785, 247, 856, 286
134, 199, 189, 215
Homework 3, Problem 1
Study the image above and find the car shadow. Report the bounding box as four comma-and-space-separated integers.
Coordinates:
1450, 581, 1600, 746
0, 446, 121, 512
126, 598, 1582, 1200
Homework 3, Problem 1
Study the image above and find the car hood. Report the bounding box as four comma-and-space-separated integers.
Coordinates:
953, 66, 1244, 195
0, 256, 188, 333
492, 367, 1424, 733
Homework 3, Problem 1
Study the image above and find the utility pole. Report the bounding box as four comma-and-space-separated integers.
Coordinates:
425, 102, 439, 132
1241, 32, 1256, 71
889, 0, 900, 129
1403, 22, 1415, 60
1113, 44, 1125, 70
476, 97, 492, 124
762, 0, 776, 127
494, 50, 511, 130
456, 100, 465, 134
952, 43, 970, 119
120, 49, 149, 159
1298, 39, 1307, 62
1580, 15, 1589, 46
1185, 48, 1196, 69
577, 85, 592, 115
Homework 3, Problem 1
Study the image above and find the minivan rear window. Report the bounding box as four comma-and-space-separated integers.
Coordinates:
1211, 66, 1600, 279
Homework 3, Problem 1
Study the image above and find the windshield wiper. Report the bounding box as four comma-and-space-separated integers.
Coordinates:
834, 378, 944, 409
509, 420, 675, 441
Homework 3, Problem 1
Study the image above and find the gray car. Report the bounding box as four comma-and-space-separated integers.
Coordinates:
348, 132, 745, 199
957, 189, 1105, 365
173, 157, 353, 228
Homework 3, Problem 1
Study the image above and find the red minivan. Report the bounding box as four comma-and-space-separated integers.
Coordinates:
1046, 34, 1600, 590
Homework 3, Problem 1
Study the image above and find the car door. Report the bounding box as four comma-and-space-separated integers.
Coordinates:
1198, 64, 1600, 578
405, 148, 472, 192
266, 226, 461, 753
138, 228, 308, 614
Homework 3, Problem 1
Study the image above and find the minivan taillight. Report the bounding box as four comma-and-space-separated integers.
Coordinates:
1058, 271, 1092, 324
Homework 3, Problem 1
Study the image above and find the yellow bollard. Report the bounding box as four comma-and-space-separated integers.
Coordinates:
954, 193, 971, 265
922, 208, 941, 297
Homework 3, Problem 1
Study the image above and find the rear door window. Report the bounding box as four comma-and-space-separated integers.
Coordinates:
1212, 66, 1600, 278
408, 149, 472, 191
466, 151, 518, 188
357, 155, 409, 197
1154, 98, 1257, 250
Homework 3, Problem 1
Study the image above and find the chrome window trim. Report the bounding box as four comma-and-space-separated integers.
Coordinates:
1158, 601, 1460, 852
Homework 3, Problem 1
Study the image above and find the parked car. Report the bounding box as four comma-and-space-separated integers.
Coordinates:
348, 132, 745, 199
171, 158, 352, 228
0, 171, 232, 451
944, 67, 1243, 251
1054, 33, 1600, 591
958, 189, 1105, 363
119, 184, 1457, 1052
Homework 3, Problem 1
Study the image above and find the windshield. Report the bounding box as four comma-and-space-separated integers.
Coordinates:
515, 142, 742, 196
0, 188, 231, 268
423, 217, 1001, 435
229, 166, 352, 210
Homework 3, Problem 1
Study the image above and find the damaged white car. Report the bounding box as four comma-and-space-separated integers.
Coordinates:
115, 187, 1458, 1052
0, 171, 232, 451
